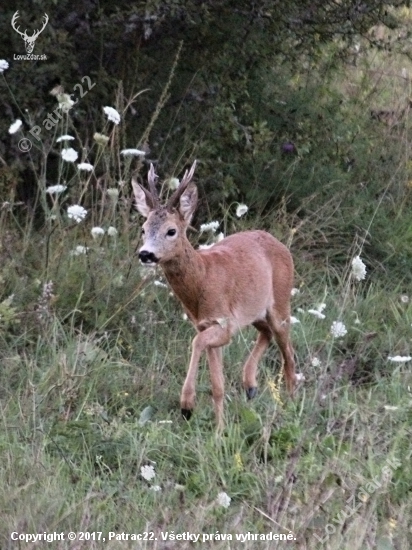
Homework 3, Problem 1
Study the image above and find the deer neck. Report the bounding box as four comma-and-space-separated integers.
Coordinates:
161, 238, 205, 318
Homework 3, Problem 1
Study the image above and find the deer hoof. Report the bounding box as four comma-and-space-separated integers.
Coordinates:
246, 387, 257, 400
181, 408, 192, 420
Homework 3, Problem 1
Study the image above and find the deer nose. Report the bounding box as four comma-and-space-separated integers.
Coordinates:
138, 250, 159, 264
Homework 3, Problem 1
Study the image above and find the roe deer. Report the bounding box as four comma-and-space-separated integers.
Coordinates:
133, 161, 297, 429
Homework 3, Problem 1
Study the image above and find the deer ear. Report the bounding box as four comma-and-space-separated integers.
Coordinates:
132, 178, 153, 218
179, 183, 198, 223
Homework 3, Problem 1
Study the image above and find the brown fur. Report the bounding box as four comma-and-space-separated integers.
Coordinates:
133, 166, 296, 429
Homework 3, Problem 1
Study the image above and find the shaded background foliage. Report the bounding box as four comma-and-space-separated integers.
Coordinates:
1, 0, 412, 281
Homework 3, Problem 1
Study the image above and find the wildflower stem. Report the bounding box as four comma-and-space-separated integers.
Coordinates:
139, 41, 183, 147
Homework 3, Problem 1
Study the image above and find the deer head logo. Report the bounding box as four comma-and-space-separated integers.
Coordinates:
11, 11, 49, 54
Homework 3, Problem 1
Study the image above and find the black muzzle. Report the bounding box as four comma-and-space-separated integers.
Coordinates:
138, 250, 159, 264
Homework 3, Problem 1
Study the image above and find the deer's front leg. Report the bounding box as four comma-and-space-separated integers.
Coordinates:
180, 322, 231, 426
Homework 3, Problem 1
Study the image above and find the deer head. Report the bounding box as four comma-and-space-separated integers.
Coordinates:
11, 11, 49, 54
132, 161, 198, 266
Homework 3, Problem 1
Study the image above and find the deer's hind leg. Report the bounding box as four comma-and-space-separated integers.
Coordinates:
266, 309, 296, 395
242, 321, 273, 400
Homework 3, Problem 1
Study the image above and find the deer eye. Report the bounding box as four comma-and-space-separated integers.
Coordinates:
166, 228, 176, 237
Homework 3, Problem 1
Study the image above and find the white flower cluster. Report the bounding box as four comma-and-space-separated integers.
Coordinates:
330, 320, 348, 338
352, 256, 367, 281
70, 245, 88, 256
91, 227, 105, 239
141, 464, 156, 481
61, 148, 78, 163
236, 204, 248, 217
200, 221, 220, 233
0, 59, 9, 73
388, 356, 411, 363
308, 303, 326, 320
216, 491, 231, 508
46, 185, 67, 195
167, 178, 180, 190
103, 106, 121, 125
9, 119, 22, 134
78, 163, 94, 172
120, 149, 146, 156
57, 93, 75, 112
67, 205, 87, 223
56, 135, 75, 143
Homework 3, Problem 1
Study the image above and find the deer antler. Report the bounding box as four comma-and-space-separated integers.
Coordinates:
11, 11, 26, 38
147, 163, 159, 206
131, 164, 159, 210
167, 160, 197, 210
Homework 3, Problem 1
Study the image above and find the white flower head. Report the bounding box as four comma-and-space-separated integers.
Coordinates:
107, 226, 118, 237
236, 203, 248, 217
388, 356, 411, 363
61, 148, 78, 163
0, 60, 9, 73
308, 309, 326, 320
400, 295, 409, 304
91, 227, 105, 239
8, 119, 22, 134
330, 321, 347, 338
216, 491, 231, 508
56, 135, 75, 143
141, 465, 155, 481
120, 148, 146, 156
311, 357, 321, 367
216, 232, 224, 242
94, 132, 110, 146
103, 106, 121, 125
308, 302, 326, 319
107, 188, 119, 200
78, 162, 94, 172
290, 316, 300, 324
352, 256, 367, 281
150, 485, 162, 492
57, 93, 75, 113
200, 221, 219, 233
67, 204, 87, 223
167, 177, 180, 190
46, 184, 67, 194
70, 245, 88, 256
291, 288, 300, 296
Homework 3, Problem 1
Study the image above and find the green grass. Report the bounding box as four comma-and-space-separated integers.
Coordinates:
0, 237, 411, 549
